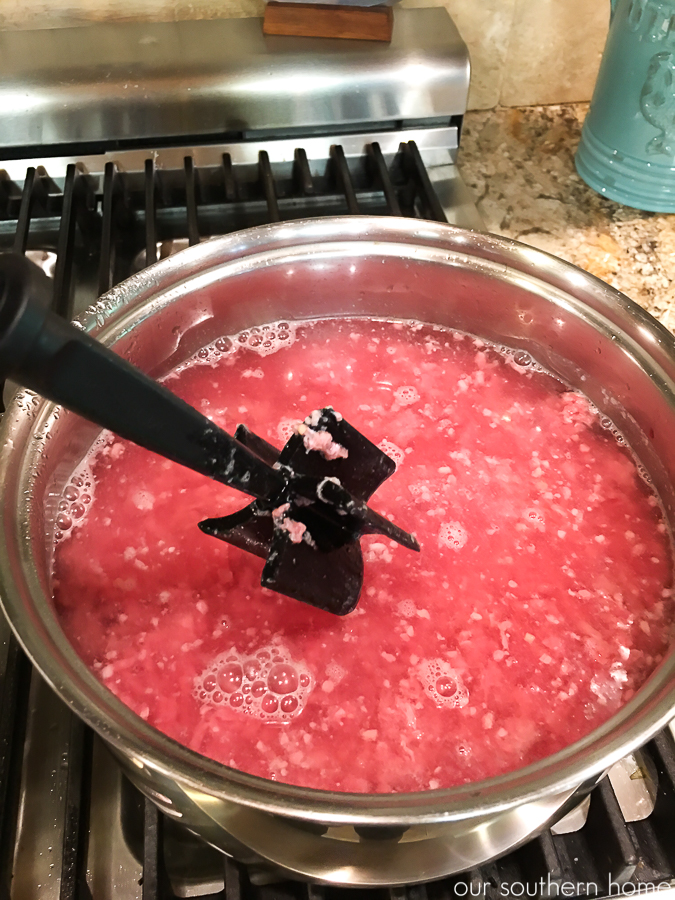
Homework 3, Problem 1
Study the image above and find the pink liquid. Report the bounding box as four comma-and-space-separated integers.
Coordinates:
52, 319, 674, 793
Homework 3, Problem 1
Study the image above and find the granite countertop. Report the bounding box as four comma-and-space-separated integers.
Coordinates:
458, 103, 675, 332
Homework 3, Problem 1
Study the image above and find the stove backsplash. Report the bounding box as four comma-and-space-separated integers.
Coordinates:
0, 0, 609, 111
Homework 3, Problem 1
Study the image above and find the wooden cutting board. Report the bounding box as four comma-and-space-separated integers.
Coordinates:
263, 1, 393, 42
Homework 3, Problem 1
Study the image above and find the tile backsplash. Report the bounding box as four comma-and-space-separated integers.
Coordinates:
402, 0, 610, 108
0, 0, 610, 110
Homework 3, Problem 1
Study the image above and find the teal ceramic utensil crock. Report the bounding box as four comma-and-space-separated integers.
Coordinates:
576, 0, 675, 211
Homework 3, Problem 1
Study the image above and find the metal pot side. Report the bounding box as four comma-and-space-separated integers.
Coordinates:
1, 217, 675, 885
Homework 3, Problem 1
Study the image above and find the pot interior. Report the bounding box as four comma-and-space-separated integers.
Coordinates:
3, 221, 675, 823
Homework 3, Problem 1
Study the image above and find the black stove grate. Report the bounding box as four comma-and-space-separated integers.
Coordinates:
0, 143, 674, 900
0, 139, 447, 322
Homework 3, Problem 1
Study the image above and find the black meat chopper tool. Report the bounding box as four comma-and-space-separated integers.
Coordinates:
0, 253, 419, 616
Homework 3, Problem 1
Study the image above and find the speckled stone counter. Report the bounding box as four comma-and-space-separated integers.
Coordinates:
458, 104, 675, 332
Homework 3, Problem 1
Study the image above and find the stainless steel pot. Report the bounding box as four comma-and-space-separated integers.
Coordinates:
1, 217, 675, 887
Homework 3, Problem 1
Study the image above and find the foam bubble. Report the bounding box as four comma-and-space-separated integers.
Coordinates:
417, 658, 469, 709
438, 521, 468, 551
512, 350, 534, 368
378, 439, 405, 468
195, 644, 313, 721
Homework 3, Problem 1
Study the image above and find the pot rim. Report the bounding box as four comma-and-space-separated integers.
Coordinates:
1, 215, 675, 825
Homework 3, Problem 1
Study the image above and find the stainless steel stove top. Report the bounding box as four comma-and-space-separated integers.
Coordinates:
0, 9, 468, 153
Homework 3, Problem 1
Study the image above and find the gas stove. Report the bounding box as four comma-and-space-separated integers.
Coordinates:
0, 8, 675, 899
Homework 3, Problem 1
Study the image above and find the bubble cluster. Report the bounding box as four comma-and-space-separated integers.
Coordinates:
277, 418, 301, 442
195, 644, 313, 721
397, 598, 417, 618
597, 415, 646, 475
378, 439, 405, 468
54, 462, 95, 543
184, 321, 298, 371
417, 658, 469, 709
438, 521, 468, 551
237, 322, 297, 357
325, 662, 346, 684
394, 385, 420, 406
497, 346, 549, 379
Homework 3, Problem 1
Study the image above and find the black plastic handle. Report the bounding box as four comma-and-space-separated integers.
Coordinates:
0, 253, 284, 500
